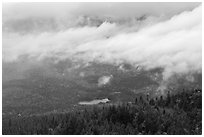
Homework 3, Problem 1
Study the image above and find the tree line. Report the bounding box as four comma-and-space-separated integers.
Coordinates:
2, 88, 202, 135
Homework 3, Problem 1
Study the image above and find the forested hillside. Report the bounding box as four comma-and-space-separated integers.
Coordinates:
2, 89, 202, 135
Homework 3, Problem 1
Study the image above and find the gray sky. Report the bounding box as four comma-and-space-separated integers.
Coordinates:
3, 2, 200, 22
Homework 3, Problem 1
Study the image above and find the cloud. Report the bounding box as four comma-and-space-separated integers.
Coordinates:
2, 3, 202, 80
2, 2, 200, 33
98, 75, 113, 87
3, 2, 199, 21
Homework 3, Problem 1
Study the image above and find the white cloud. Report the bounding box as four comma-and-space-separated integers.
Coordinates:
2, 4, 202, 80
98, 75, 113, 87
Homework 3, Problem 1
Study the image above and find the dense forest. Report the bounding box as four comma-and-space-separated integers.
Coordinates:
2, 89, 202, 135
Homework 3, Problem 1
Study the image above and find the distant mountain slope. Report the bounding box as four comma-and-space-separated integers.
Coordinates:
2, 59, 202, 116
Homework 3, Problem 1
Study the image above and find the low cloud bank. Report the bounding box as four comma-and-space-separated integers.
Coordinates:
2, 4, 202, 80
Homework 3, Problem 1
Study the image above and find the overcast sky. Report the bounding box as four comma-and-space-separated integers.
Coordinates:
3, 3, 200, 27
